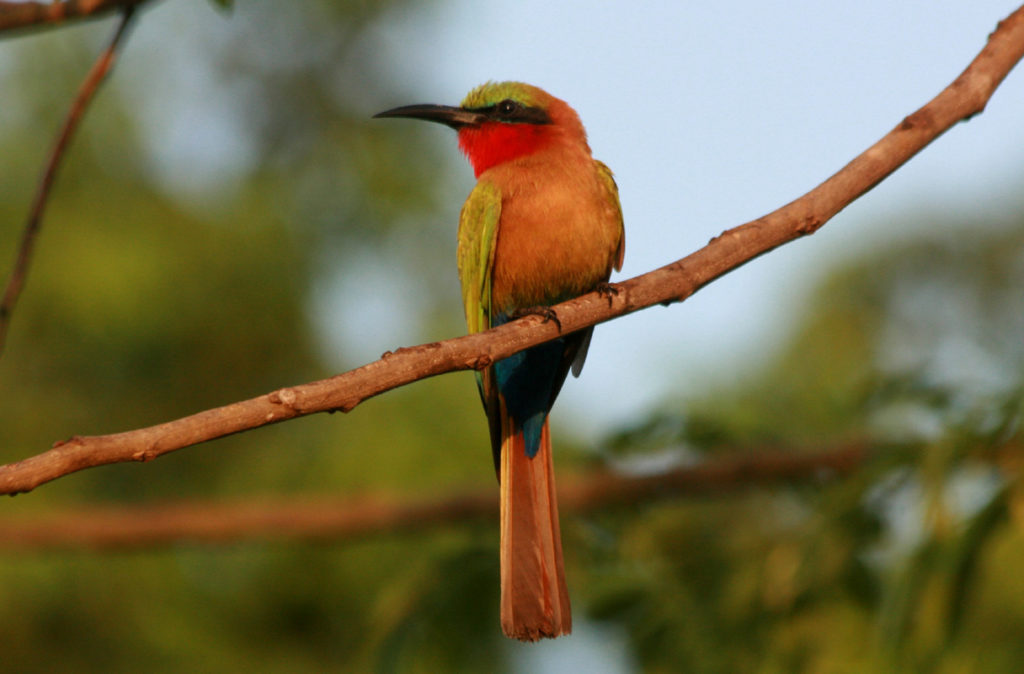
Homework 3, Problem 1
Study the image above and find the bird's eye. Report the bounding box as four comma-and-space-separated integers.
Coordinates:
497, 99, 518, 115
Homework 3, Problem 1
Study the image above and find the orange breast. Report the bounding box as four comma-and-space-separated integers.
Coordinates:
487, 149, 621, 315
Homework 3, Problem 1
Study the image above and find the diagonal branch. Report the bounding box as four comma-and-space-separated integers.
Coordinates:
0, 443, 870, 551
0, 7, 136, 355
0, 0, 148, 34
0, 6, 1022, 496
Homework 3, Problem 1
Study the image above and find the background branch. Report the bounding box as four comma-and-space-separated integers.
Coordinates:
0, 6, 1022, 496
0, 443, 870, 551
0, 7, 135, 355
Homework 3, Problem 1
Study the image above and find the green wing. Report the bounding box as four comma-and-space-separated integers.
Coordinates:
568, 160, 625, 380
457, 179, 502, 335
458, 179, 503, 468
595, 159, 625, 272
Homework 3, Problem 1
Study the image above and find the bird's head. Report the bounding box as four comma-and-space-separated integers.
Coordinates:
374, 81, 587, 177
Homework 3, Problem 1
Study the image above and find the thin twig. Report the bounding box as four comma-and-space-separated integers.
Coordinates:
0, 444, 870, 551
0, 7, 136, 356
0, 6, 1022, 495
0, 0, 147, 34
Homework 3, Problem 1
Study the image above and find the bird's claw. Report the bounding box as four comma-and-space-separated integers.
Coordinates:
510, 305, 562, 331
595, 282, 620, 306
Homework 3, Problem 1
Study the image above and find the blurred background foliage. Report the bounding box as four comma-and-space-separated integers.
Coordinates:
0, 2, 1022, 672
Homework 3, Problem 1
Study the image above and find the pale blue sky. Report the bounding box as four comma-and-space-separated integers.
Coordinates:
367, 1, 1024, 440
101, 1, 1024, 444
394, 7, 1024, 666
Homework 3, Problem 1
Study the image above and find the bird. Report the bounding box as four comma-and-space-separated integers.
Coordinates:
375, 81, 624, 641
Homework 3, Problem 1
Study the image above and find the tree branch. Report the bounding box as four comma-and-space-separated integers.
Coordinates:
0, 0, 148, 34
0, 443, 869, 551
0, 7, 136, 355
1, 6, 1022, 495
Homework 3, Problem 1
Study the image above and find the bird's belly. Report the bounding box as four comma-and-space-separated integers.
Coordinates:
490, 190, 618, 313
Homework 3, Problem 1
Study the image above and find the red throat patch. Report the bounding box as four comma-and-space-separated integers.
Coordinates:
458, 122, 553, 177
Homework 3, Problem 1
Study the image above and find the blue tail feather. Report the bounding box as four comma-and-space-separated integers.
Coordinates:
492, 314, 568, 458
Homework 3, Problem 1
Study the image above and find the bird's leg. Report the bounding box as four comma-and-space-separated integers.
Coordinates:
509, 305, 562, 331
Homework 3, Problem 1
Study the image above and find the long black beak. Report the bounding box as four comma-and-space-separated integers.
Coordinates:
373, 104, 485, 130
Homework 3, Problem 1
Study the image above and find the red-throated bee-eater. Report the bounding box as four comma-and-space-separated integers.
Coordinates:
375, 81, 624, 641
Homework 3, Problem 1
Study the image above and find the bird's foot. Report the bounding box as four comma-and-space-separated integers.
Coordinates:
595, 282, 620, 306
510, 305, 562, 331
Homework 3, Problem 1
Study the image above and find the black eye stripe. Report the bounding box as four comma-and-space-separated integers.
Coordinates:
464, 100, 551, 125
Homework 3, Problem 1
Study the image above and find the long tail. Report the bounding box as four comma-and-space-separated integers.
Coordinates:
499, 414, 572, 641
